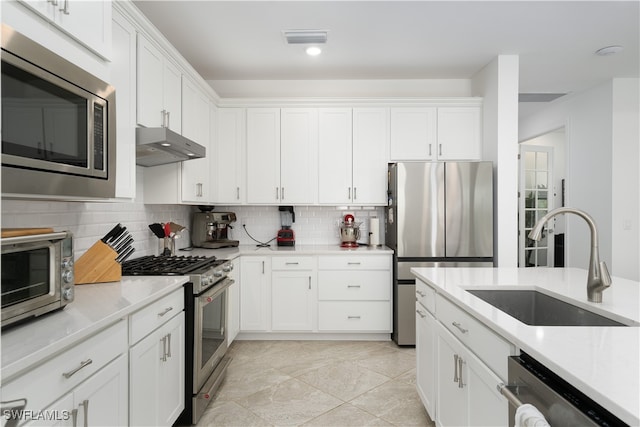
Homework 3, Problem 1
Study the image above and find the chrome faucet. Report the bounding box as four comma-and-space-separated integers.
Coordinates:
528, 207, 612, 303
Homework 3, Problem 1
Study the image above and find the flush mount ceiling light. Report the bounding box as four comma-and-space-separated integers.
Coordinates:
306, 46, 322, 56
595, 45, 624, 56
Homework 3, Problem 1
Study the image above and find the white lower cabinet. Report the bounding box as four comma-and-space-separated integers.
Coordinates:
317, 255, 392, 332
130, 312, 185, 427
415, 279, 512, 427
129, 288, 185, 427
271, 257, 316, 331
240, 256, 271, 331
3, 321, 128, 427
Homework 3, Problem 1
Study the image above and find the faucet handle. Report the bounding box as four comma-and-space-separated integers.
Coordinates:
599, 261, 612, 288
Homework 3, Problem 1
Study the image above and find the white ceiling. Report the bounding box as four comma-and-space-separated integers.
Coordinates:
133, 1, 639, 107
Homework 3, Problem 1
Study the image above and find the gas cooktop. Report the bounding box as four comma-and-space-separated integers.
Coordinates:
121, 255, 222, 276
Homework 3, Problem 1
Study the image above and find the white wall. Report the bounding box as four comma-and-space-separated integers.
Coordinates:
519, 78, 640, 281
471, 55, 520, 267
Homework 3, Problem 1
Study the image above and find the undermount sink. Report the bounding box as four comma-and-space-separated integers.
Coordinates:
467, 289, 628, 327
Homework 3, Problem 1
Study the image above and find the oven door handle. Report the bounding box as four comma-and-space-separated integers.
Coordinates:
199, 278, 234, 306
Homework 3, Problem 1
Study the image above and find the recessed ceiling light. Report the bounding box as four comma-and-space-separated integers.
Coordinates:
306, 46, 322, 56
595, 45, 624, 56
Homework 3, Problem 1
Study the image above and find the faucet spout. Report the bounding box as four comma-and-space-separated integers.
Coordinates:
527, 207, 612, 303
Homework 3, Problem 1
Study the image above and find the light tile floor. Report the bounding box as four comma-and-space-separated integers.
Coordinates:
196, 340, 434, 427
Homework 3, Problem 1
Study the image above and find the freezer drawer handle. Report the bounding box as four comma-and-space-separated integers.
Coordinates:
452, 321, 468, 334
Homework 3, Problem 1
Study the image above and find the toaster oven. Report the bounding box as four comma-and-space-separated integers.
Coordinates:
1, 231, 75, 328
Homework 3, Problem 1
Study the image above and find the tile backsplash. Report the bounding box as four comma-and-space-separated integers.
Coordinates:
2, 176, 385, 258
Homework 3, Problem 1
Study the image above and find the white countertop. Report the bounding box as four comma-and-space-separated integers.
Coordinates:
1, 275, 188, 382
411, 267, 640, 426
182, 243, 393, 260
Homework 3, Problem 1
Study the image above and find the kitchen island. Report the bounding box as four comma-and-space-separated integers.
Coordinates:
412, 267, 640, 426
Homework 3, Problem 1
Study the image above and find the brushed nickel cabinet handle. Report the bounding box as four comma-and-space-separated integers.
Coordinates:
416, 309, 426, 319
453, 354, 459, 383
347, 315, 361, 319
160, 335, 167, 361
161, 110, 166, 127
452, 321, 468, 334
353, 187, 357, 200
236, 187, 240, 200
308, 276, 311, 290
439, 144, 442, 157
166, 333, 172, 358
429, 144, 432, 156
347, 284, 361, 288
71, 408, 78, 427
416, 290, 426, 297
458, 356, 465, 388
59, 0, 70, 15
158, 307, 173, 317
79, 399, 89, 427
63, 359, 93, 379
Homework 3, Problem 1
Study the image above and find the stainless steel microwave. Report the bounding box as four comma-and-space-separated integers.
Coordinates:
1, 231, 75, 328
1, 24, 116, 199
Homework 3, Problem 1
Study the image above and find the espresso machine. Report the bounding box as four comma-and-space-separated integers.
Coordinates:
191, 211, 239, 248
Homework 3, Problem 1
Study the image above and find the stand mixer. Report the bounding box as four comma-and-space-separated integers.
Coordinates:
339, 214, 361, 248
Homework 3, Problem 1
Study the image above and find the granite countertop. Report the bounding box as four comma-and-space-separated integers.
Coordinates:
411, 267, 640, 426
1, 275, 188, 382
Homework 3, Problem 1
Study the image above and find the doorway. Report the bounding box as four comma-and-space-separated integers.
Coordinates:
518, 129, 566, 267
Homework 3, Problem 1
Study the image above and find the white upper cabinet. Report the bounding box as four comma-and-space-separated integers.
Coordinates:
137, 33, 182, 133
318, 108, 353, 205
110, 8, 136, 199
280, 108, 318, 204
180, 77, 212, 203
390, 106, 482, 161
216, 108, 246, 204
246, 108, 318, 204
390, 108, 437, 160
19, 0, 112, 59
319, 108, 388, 205
352, 108, 389, 205
436, 107, 482, 160
246, 108, 281, 204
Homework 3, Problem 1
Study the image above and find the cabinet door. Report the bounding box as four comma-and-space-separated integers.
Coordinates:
74, 354, 128, 427
181, 78, 212, 203
136, 34, 164, 128
272, 271, 314, 331
280, 108, 318, 204
24, 394, 74, 427
352, 108, 388, 205
240, 257, 271, 331
246, 108, 281, 204
436, 324, 468, 427
416, 304, 436, 421
54, 0, 111, 59
130, 312, 185, 427
163, 59, 182, 134
436, 107, 482, 160
111, 9, 137, 198
216, 108, 246, 204
318, 108, 353, 204
158, 313, 186, 426
390, 108, 437, 160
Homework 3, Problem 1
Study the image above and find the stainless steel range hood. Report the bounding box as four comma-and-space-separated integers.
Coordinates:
136, 127, 206, 167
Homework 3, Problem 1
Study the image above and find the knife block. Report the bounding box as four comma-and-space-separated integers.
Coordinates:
75, 240, 122, 285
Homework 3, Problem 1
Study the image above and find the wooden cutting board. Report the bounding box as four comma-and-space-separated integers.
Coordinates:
1, 228, 55, 238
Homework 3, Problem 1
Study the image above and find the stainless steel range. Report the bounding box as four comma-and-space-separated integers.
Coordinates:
122, 255, 234, 425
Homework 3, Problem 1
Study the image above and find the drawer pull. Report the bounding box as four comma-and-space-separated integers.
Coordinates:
63, 359, 93, 379
416, 309, 426, 319
79, 399, 89, 427
347, 315, 361, 319
453, 354, 459, 383
347, 285, 361, 288
285, 262, 299, 265
458, 356, 465, 388
347, 262, 361, 265
416, 290, 426, 297
452, 321, 468, 334
158, 307, 173, 317
167, 333, 172, 358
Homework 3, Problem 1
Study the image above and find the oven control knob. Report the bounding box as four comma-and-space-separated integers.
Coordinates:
223, 264, 233, 272
62, 286, 74, 301
62, 258, 74, 269
63, 270, 74, 284
213, 270, 223, 278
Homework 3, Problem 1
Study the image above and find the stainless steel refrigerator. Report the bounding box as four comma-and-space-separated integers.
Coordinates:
386, 161, 494, 345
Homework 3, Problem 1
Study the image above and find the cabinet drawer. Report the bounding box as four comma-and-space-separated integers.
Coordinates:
318, 271, 390, 300
436, 294, 513, 380
318, 301, 391, 331
272, 256, 315, 270
318, 255, 391, 270
2, 320, 127, 415
416, 280, 436, 314
130, 288, 184, 345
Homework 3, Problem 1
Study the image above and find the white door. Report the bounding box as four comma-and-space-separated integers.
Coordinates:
436, 107, 482, 160
389, 107, 437, 160
216, 108, 246, 204
246, 108, 281, 204
240, 257, 270, 331
519, 145, 554, 267
280, 108, 318, 204
352, 108, 389, 205
272, 271, 314, 331
415, 305, 436, 420
158, 313, 185, 426
318, 108, 353, 204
